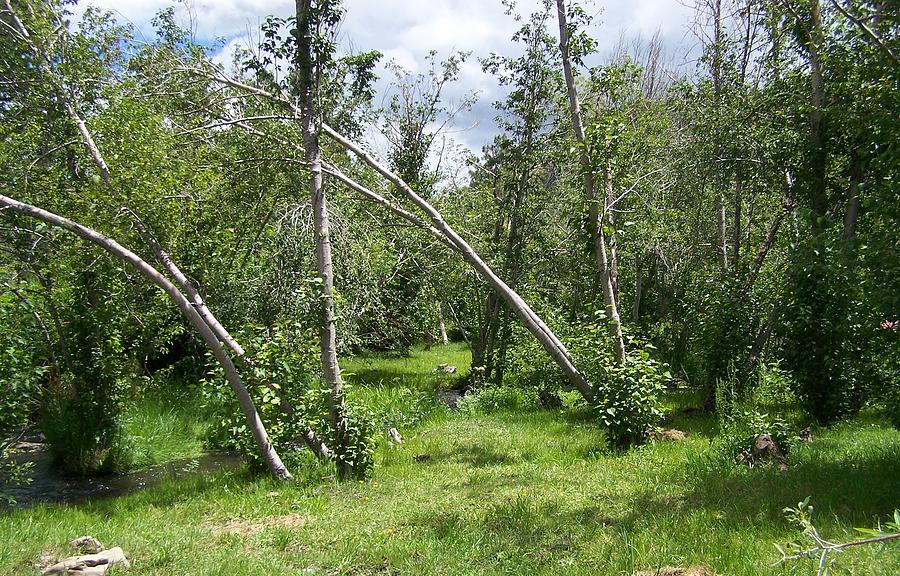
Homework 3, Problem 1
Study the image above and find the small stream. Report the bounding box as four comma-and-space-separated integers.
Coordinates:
3, 442, 243, 508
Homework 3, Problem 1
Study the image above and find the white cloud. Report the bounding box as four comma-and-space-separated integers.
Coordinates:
78, 0, 697, 152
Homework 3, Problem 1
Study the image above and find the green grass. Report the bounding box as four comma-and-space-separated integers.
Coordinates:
342, 341, 471, 391
121, 391, 208, 469
2, 346, 898, 575
342, 342, 470, 432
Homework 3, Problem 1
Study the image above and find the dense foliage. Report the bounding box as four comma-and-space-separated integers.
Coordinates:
0, 0, 897, 484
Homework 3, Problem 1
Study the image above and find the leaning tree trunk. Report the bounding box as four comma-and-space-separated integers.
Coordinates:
322, 124, 593, 400
1, 3, 300, 477
295, 0, 353, 479
0, 194, 293, 480
556, 0, 626, 365
199, 63, 594, 401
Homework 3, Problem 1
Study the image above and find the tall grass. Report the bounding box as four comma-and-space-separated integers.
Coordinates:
122, 392, 208, 469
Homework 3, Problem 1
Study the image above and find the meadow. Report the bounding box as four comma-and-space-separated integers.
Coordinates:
1, 344, 897, 575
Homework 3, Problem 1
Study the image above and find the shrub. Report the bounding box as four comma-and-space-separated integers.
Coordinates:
42, 371, 131, 475
591, 346, 668, 448
715, 367, 795, 464
457, 385, 542, 416
781, 238, 875, 424
570, 314, 668, 448
202, 323, 376, 478
885, 385, 900, 430
41, 264, 133, 475
202, 323, 319, 456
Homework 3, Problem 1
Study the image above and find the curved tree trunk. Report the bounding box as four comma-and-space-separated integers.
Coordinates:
322, 124, 593, 401
0, 194, 293, 480
1, 3, 302, 477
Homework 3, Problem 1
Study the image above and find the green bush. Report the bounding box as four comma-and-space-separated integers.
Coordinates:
570, 314, 668, 448
714, 366, 795, 464
202, 323, 376, 478
591, 346, 668, 448
42, 371, 132, 475
885, 385, 900, 430
457, 385, 542, 416
781, 239, 874, 424
0, 291, 45, 498
202, 323, 319, 456
40, 264, 133, 475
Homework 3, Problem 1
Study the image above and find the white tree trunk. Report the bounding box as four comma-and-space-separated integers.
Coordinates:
555, 0, 626, 365
296, 0, 353, 478
321, 124, 593, 400
0, 194, 293, 480
438, 303, 449, 345
716, 191, 729, 274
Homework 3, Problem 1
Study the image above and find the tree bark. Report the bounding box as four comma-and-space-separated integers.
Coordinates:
556, 0, 626, 365
710, 0, 729, 276
322, 124, 593, 400
0, 193, 293, 480
295, 0, 353, 478
716, 191, 729, 274
806, 0, 828, 230
437, 303, 449, 345
632, 256, 643, 324
744, 196, 792, 294
447, 302, 470, 346
732, 176, 742, 268
843, 148, 861, 242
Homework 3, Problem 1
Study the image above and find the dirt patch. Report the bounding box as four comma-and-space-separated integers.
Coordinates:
634, 566, 717, 576
650, 429, 689, 442
207, 512, 310, 536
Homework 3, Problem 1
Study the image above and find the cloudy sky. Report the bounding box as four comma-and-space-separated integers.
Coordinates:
80, 0, 701, 154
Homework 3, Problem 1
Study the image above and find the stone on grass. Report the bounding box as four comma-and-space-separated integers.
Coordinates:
432, 363, 456, 374
70, 536, 104, 554
736, 433, 789, 472
650, 429, 689, 442
41, 546, 129, 575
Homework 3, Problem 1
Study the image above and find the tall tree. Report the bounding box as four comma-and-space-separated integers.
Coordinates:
293, 0, 355, 478
556, 0, 626, 365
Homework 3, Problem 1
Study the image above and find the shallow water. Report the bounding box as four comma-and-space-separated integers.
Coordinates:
3, 444, 243, 508
437, 389, 464, 410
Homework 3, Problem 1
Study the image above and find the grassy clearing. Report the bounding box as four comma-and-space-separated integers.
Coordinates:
1, 346, 897, 575
342, 343, 469, 432
342, 342, 471, 391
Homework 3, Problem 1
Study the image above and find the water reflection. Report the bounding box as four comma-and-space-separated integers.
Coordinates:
2, 443, 243, 508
